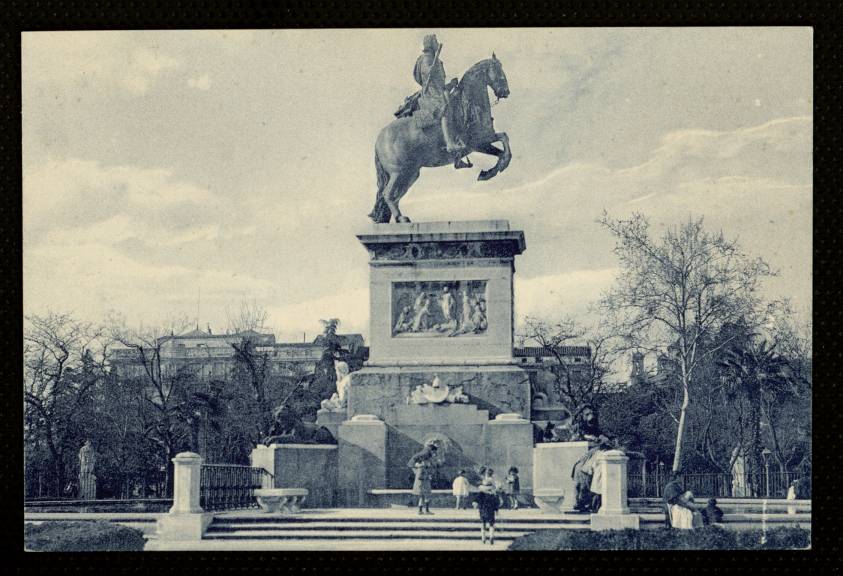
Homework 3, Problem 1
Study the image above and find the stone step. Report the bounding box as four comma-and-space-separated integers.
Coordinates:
212, 515, 590, 525
148, 538, 514, 551
203, 529, 562, 540
208, 521, 587, 532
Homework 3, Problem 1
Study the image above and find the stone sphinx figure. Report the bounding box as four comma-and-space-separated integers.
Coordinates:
320, 361, 352, 413
264, 405, 336, 446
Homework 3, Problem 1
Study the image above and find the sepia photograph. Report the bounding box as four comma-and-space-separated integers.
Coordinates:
22, 27, 812, 552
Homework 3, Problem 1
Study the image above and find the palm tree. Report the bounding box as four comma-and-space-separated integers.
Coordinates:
719, 336, 798, 493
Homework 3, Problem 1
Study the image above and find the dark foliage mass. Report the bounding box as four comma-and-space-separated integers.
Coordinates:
508, 526, 810, 551
24, 521, 146, 551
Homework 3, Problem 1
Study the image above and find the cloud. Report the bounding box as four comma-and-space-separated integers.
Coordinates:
23, 33, 181, 96
187, 74, 212, 91
23, 158, 216, 247
402, 116, 812, 313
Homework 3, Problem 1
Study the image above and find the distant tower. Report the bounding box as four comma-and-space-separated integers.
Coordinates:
630, 351, 645, 385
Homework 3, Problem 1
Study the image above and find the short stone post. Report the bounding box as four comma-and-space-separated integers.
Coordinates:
155, 452, 213, 543
338, 415, 387, 506
590, 450, 640, 531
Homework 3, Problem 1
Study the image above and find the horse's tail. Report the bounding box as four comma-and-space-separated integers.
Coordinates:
368, 149, 391, 223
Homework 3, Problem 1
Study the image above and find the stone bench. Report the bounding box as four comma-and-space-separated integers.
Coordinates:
254, 489, 308, 514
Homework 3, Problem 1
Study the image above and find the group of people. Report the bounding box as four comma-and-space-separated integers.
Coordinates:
407, 443, 520, 545
662, 471, 724, 529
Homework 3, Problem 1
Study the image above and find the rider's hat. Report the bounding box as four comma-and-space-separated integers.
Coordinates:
423, 34, 440, 54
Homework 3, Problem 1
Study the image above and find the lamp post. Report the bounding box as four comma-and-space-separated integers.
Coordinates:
761, 448, 771, 497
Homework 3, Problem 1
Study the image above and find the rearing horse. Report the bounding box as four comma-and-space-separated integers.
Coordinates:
369, 55, 511, 223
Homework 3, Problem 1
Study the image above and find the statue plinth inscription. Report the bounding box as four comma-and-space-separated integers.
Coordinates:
358, 220, 525, 365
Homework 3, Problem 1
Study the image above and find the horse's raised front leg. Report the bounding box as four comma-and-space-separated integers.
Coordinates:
477, 132, 511, 181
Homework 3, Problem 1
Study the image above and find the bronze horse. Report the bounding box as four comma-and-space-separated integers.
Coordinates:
369, 55, 511, 223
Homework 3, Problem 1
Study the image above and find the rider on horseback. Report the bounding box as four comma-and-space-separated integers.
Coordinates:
409, 34, 472, 169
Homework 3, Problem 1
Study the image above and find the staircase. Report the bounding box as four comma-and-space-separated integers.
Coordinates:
145, 499, 811, 550
152, 508, 590, 550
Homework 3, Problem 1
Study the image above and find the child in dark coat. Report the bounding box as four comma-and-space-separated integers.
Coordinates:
476, 467, 501, 544
701, 498, 724, 525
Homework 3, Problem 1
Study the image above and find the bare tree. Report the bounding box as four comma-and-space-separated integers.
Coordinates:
226, 300, 270, 334
24, 313, 108, 495
107, 316, 196, 495
599, 212, 773, 472
521, 315, 614, 421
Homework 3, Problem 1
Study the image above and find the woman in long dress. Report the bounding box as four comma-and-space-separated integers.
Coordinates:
408, 445, 437, 515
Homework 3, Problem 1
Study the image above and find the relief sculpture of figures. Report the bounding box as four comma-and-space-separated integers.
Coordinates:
393, 281, 487, 337
369, 34, 512, 223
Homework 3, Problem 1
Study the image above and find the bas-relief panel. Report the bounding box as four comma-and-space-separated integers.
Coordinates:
391, 280, 487, 337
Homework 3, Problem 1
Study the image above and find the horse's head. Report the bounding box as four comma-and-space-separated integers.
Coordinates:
488, 52, 510, 99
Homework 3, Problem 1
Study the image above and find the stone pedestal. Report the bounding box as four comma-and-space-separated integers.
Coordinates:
333, 220, 535, 495
357, 220, 525, 365
590, 450, 640, 531
338, 415, 388, 505
157, 452, 212, 541
532, 441, 592, 513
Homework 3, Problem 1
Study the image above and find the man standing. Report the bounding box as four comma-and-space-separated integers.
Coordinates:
413, 34, 470, 168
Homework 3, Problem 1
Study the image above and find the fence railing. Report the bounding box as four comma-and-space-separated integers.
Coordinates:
199, 464, 274, 511
628, 471, 801, 499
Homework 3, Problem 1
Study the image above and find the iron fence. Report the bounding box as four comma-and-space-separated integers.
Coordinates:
199, 464, 274, 511
628, 471, 800, 499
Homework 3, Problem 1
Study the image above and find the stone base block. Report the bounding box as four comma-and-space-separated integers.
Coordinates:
533, 489, 565, 514
590, 513, 640, 531
156, 512, 213, 541
316, 409, 346, 440
250, 444, 338, 507
533, 441, 593, 512
349, 364, 530, 421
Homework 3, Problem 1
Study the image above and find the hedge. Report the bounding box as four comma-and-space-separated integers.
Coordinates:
508, 526, 810, 551
24, 521, 146, 551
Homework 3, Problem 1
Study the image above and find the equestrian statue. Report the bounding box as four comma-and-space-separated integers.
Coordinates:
369, 34, 512, 223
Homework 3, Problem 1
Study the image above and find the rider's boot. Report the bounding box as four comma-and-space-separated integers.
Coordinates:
442, 116, 465, 154
441, 117, 471, 169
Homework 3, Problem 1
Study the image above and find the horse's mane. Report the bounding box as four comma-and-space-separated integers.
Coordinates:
459, 58, 495, 86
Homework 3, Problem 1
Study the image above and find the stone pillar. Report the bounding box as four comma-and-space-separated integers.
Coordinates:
338, 415, 387, 506
590, 450, 640, 531
170, 452, 203, 513
156, 452, 213, 542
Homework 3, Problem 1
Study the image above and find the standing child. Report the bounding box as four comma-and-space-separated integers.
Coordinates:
505, 467, 521, 509
476, 467, 500, 544
452, 469, 470, 509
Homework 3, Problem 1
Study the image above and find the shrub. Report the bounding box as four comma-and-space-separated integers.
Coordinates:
509, 526, 810, 551
24, 521, 146, 551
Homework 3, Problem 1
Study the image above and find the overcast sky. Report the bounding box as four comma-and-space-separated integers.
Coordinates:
22, 28, 812, 342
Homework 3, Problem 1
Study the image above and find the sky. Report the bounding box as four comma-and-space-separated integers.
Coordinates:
22, 28, 812, 343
